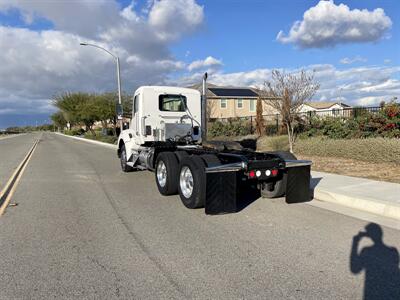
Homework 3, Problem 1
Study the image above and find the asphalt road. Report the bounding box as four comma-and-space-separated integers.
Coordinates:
0, 133, 399, 299
0, 133, 34, 188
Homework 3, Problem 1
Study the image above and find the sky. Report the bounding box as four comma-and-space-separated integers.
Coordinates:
0, 0, 399, 128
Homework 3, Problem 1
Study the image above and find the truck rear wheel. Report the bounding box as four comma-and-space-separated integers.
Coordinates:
178, 156, 206, 209
261, 151, 297, 198
155, 152, 179, 195
120, 144, 134, 172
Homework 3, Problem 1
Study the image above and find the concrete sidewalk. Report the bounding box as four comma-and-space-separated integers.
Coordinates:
312, 171, 400, 221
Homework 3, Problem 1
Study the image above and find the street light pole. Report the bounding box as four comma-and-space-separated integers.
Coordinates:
116, 57, 122, 113
79, 42, 123, 130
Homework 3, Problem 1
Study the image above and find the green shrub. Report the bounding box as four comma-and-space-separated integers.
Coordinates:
208, 119, 252, 137
257, 135, 290, 151
64, 128, 85, 136
301, 102, 400, 139
264, 124, 279, 135
84, 132, 117, 144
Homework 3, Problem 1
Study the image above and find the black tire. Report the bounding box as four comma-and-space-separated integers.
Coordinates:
261, 151, 297, 198
261, 177, 287, 198
174, 150, 189, 162
178, 156, 206, 209
120, 144, 134, 172
155, 152, 179, 195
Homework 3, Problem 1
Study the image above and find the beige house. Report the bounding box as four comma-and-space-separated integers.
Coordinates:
190, 83, 277, 119
299, 102, 351, 117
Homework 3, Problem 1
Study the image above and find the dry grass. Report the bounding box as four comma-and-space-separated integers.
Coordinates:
295, 137, 400, 165
257, 135, 400, 183
258, 136, 400, 164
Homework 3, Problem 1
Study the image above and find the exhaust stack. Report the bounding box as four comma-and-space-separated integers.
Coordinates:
201, 72, 208, 143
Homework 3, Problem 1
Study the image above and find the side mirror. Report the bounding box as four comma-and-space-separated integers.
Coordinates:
116, 103, 123, 120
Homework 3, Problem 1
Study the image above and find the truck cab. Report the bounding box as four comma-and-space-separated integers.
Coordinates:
118, 86, 202, 165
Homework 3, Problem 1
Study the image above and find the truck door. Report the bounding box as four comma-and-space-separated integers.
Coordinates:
132, 94, 140, 137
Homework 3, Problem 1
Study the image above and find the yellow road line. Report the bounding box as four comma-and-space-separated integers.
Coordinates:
0, 139, 39, 216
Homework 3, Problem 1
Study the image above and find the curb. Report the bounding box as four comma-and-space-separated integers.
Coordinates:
55, 132, 118, 150
313, 188, 400, 221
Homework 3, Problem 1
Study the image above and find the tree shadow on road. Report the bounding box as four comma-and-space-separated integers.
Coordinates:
350, 223, 400, 300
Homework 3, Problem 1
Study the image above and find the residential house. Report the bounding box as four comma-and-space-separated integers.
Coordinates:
190, 83, 278, 119
299, 102, 351, 117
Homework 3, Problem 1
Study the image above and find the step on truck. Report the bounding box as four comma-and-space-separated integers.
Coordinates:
117, 73, 312, 215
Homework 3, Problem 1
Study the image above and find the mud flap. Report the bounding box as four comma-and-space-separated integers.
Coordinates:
285, 165, 311, 204
205, 171, 238, 215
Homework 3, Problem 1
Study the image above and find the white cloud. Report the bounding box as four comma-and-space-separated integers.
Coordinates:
340, 56, 367, 65
357, 96, 383, 106
148, 0, 204, 41
177, 64, 400, 107
120, 2, 140, 22
277, 0, 392, 48
384, 59, 391, 64
0, 0, 204, 118
0, 0, 121, 38
187, 56, 223, 71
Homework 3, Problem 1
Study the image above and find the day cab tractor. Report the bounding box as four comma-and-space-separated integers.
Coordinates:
117, 73, 311, 214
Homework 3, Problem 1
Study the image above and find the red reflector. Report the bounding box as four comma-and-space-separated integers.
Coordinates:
271, 169, 279, 176
249, 170, 256, 178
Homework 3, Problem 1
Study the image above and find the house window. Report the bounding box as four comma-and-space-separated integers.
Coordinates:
237, 99, 243, 109
220, 99, 227, 109
249, 99, 256, 112
332, 108, 340, 116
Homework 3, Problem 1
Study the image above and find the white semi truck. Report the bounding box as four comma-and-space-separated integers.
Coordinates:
117, 74, 312, 214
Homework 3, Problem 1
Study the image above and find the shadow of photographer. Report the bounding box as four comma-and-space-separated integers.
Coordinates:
350, 223, 400, 299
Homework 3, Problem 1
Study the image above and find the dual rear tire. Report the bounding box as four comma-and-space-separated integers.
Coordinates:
155, 152, 214, 209
155, 152, 179, 195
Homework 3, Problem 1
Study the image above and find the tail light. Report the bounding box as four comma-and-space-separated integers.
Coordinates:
271, 169, 279, 176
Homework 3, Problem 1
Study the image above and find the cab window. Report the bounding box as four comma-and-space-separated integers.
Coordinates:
133, 95, 139, 113
159, 95, 187, 112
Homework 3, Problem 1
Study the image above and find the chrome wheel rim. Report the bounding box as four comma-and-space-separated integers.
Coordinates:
180, 166, 193, 198
156, 161, 167, 187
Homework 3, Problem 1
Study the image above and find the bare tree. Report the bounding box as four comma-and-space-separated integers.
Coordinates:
255, 97, 264, 136
263, 69, 319, 153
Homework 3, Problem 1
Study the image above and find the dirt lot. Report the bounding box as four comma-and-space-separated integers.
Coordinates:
297, 155, 400, 184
